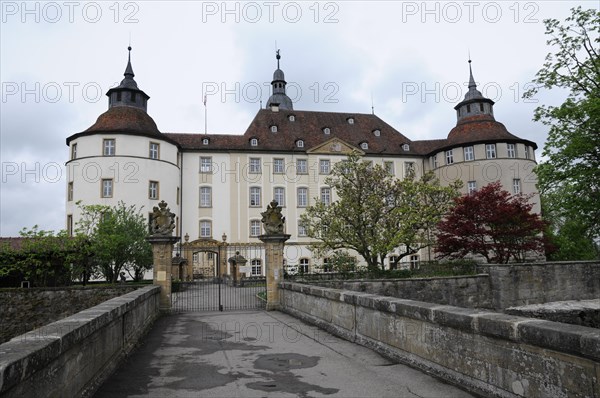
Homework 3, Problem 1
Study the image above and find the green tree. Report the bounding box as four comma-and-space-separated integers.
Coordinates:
76, 201, 153, 283
13, 226, 74, 287
300, 153, 460, 271
524, 7, 600, 242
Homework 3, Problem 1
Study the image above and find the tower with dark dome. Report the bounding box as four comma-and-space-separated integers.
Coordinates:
65, 47, 180, 236
422, 60, 540, 219
266, 50, 293, 110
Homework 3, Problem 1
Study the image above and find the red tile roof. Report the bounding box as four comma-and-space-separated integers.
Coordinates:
66, 106, 179, 146
166, 109, 416, 156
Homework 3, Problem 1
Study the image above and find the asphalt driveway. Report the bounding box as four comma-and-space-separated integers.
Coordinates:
94, 310, 475, 397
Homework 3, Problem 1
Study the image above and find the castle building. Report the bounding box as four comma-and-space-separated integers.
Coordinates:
65, 49, 539, 275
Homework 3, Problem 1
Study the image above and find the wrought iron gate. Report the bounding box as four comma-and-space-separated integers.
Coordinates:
172, 240, 266, 312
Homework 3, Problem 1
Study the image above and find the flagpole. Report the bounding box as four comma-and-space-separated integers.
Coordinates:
203, 94, 207, 135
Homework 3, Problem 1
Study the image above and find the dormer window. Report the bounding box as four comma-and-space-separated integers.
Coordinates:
403, 144, 410, 151
347, 117, 354, 125
202, 138, 209, 145
288, 115, 295, 122
250, 138, 258, 147
373, 129, 381, 137
270, 125, 278, 133
116, 92, 122, 101
360, 142, 368, 150
296, 140, 304, 148
323, 127, 331, 135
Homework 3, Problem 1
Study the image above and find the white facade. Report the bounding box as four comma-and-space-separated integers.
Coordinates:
65, 51, 540, 273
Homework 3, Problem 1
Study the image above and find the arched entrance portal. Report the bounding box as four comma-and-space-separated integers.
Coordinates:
172, 237, 266, 312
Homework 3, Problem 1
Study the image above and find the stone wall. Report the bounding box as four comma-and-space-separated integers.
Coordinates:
479, 261, 600, 309
279, 282, 600, 398
308, 261, 600, 311
0, 285, 160, 398
316, 275, 492, 308
0, 285, 140, 344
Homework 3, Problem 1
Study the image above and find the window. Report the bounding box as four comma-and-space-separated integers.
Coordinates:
296, 159, 307, 174
360, 142, 368, 150
321, 187, 331, 205
467, 181, 477, 194
410, 255, 420, 269
71, 143, 77, 160
103, 139, 115, 156
149, 181, 159, 200
101, 179, 113, 198
373, 129, 381, 137
249, 158, 261, 173
299, 258, 309, 273
384, 161, 394, 175
403, 143, 410, 151
199, 220, 212, 238
274, 187, 285, 207
250, 220, 261, 237
513, 179, 521, 194
202, 138, 209, 145
486, 144, 497, 159
66, 215, 73, 237
131, 92, 136, 102
319, 159, 330, 174
347, 117, 354, 124
250, 138, 258, 146
404, 162, 415, 177
116, 92, 122, 101
388, 255, 399, 270
68, 182, 73, 201
298, 222, 307, 237
464, 146, 474, 161
431, 155, 438, 169
480, 103, 484, 112
273, 158, 284, 174
445, 150, 454, 165
270, 125, 278, 133
199, 186, 212, 207
524, 146, 531, 159
200, 157, 212, 173
297, 187, 308, 207
467, 104, 471, 113
507, 143, 516, 158
289, 115, 295, 122
296, 140, 304, 148
250, 187, 261, 207
251, 259, 262, 276
323, 127, 330, 135
149, 142, 160, 159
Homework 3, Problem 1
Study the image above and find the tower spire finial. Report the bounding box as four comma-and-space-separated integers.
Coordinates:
124, 45, 134, 78
276, 49, 281, 69
468, 58, 476, 89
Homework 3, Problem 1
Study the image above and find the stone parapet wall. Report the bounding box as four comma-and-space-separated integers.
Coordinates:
280, 282, 600, 398
0, 285, 160, 398
315, 275, 492, 308
0, 285, 140, 344
479, 261, 600, 309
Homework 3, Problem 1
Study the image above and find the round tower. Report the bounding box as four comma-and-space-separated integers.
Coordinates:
65, 47, 181, 235
430, 60, 540, 213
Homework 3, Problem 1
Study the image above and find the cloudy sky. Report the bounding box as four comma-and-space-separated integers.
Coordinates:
0, 0, 595, 236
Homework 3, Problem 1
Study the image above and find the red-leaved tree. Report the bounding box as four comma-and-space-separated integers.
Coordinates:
435, 182, 547, 263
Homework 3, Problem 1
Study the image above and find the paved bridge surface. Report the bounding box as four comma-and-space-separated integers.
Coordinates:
95, 310, 475, 397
